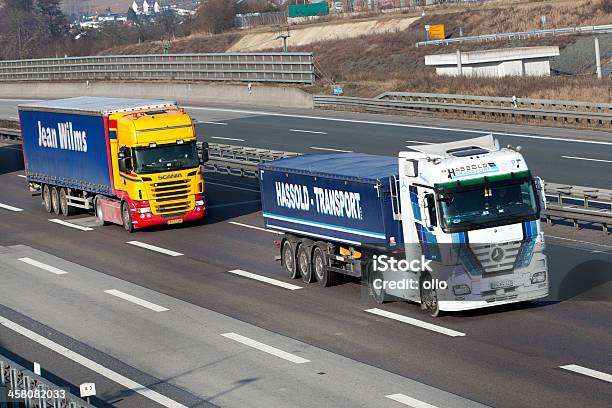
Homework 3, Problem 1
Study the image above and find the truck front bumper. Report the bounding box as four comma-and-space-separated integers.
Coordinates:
131, 205, 205, 229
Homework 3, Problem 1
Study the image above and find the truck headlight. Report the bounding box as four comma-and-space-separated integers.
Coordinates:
137, 207, 151, 214
453, 284, 471, 296
531, 271, 546, 283
195, 199, 205, 207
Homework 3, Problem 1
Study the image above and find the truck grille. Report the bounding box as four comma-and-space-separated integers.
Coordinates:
149, 179, 192, 215
468, 241, 522, 277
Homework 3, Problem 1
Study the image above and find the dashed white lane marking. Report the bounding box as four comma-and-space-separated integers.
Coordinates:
126, 241, 183, 257
228, 269, 302, 290
560, 364, 612, 383
405, 140, 433, 145
386, 393, 440, 408
0, 203, 23, 212
546, 235, 612, 250
309, 146, 353, 153
205, 181, 260, 193
228, 221, 282, 234
365, 308, 466, 337
210, 136, 244, 141
17, 174, 27, 178
18, 257, 68, 275
290, 129, 327, 135
104, 289, 169, 312
186, 106, 612, 146
561, 155, 612, 163
221, 332, 310, 364
49, 218, 93, 231
202, 121, 228, 125
0, 314, 188, 408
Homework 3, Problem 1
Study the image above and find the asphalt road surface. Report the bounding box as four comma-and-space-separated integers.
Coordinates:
0, 99, 611, 408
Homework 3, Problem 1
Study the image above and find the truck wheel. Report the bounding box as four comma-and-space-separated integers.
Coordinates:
121, 201, 134, 233
420, 274, 441, 318
51, 186, 60, 215
313, 246, 337, 287
281, 240, 299, 279
368, 263, 390, 304
298, 244, 315, 283
94, 196, 108, 226
42, 185, 52, 213
59, 188, 72, 216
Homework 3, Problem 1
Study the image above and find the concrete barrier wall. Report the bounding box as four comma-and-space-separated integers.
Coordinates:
0, 82, 314, 109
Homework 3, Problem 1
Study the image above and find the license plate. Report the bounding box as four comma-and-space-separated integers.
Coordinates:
491, 280, 513, 289
167, 219, 183, 225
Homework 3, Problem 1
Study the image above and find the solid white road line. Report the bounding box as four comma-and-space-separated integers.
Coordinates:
228, 269, 302, 290
205, 181, 260, 193
207, 200, 260, 209
18, 257, 68, 275
386, 394, 440, 408
228, 221, 282, 234
186, 106, 612, 146
561, 155, 612, 163
126, 241, 183, 257
365, 308, 466, 337
210, 136, 245, 142
290, 129, 327, 135
545, 235, 612, 250
0, 203, 23, 212
0, 314, 187, 408
49, 219, 93, 231
202, 121, 228, 125
560, 364, 612, 383
405, 140, 433, 145
17, 175, 27, 178
309, 146, 353, 153
221, 332, 310, 364
104, 289, 169, 312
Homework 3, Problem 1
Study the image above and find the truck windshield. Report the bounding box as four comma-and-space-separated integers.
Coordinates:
133, 142, 198, 174
438, 176, 539, 232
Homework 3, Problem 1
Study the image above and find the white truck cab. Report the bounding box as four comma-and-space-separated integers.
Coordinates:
395, 135, 548, 315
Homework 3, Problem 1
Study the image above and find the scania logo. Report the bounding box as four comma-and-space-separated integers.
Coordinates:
490, 247, 505, 263
158, 173, 181, 180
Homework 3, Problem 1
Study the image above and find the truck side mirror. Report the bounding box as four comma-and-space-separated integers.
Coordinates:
196, 141, 209, 164
403, 160, 418, 177
118, 157, 131, 173
534, 176, 547, 211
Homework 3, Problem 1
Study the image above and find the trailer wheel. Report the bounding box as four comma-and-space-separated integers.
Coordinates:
368, 262, 390, 304
420, 274, 441, 318
281, 240, 298, 279
51, 186, 60, 215
121, 201, 134, 233
298, 243, 315, 283
313, 246, 337, 287
59, 188, 72, 216
94, 196, 108, 226
42, 185, 52, 213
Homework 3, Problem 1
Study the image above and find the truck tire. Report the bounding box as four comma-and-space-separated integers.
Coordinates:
367, 262, 391, 304
59, 188, 72, 216
281, 240, 299, 279
42, 185, 52, 213
297, 243, 315, 283
51, 186, 60, 215
313, 245, 337, 287
94, 196, 108, 226
420, 274, 441, 318
121, 201, 134, 233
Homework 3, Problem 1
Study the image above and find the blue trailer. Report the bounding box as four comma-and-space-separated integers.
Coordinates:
258, 153, 403, 286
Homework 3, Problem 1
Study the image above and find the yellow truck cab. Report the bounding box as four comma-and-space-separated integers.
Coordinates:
18, 97, 207, 232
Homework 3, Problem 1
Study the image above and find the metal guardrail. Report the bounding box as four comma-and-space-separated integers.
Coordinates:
1, 354, 93, 408
0, 128, 20, 142
377, 92, 612, 114
2, 127, 610, 233
313, 95, 612, 127
416, 24, 612, 47
0, 53, 315, 84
